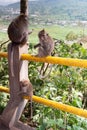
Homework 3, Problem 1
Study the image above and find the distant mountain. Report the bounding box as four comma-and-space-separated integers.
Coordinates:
2, 0, 87, 21
28, 0, 87, 20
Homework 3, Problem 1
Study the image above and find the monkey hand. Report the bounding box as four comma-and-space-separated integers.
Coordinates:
34, 43, 41, 48
18, 91, 29, 97
28, 29, 34, 35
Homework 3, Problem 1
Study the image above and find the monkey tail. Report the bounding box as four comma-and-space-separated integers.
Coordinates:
30, 98, 33, 119
11, 43, 15, 77
0, 40, 10, 50
39, 64, 53, 79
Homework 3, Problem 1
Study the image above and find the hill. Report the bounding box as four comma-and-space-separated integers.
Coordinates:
1, 0, 87, 21
29, 0, 87, 20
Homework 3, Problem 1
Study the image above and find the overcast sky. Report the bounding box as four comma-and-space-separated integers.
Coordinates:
0, 0, 37, 5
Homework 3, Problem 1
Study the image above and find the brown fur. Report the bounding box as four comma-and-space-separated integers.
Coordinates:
7, 14, 29, 77
34, 29, 54, 57
34, 29, 54, 79
8, 14, 29, 45
20, 79, 33, 97
19, 79, 33, 118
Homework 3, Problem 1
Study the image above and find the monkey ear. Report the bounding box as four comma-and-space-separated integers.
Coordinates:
42, 29, 45, 33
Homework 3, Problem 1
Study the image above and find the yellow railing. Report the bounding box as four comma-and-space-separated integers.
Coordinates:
1, 52, 87, 68
0, 86, 87, 118
0, 52, 87, 119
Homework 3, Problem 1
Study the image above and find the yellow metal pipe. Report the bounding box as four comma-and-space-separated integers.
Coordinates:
32, 96, 87, 119
1, 52, 87, 68
0, 86, 9, 93
0, 86, 87, 119
0, 52, 8, 58
21, 54, 87, 68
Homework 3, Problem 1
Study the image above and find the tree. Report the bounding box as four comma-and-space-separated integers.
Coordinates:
66, 31, 78, 41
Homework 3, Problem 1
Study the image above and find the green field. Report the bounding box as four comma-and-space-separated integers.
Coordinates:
26, 25, 87, 45
0, 23, 87, 46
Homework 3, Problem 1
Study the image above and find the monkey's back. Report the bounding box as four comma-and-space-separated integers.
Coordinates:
8, 14, 29, 45
39, 35, 54, 57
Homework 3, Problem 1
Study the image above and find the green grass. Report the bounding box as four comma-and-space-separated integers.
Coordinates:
0, 32, 8, 43
0, 23, 87, 46
29, 25, 87, 45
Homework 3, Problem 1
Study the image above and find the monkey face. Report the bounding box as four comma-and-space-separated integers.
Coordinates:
19, 80, 33, 97
38, 29, 45, 37
38, 29, 49, 41
20, 80, 29, 88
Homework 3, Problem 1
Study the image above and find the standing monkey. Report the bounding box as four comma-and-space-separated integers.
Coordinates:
34, 29, 54, 79
19, 79, 33, 119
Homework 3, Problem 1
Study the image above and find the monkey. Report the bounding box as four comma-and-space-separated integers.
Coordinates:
19, 79, 33, 119
7, 14, 33, 77
34, 29, 54, 57
0, 31, 33, 51
34, 29, 54, 79
82, 89, 87, 109
7, 14, 29, 45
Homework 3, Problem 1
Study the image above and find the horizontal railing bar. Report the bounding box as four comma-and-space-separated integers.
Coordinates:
0, 86, 87, 119
0, 52, 87, 68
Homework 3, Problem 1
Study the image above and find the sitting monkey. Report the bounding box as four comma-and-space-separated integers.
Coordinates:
34, 29, 54, 79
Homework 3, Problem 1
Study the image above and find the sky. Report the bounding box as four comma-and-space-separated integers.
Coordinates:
0, 0, 37, 5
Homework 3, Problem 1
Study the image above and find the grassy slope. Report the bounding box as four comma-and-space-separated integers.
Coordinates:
0, 22, 87, 45
29, 25, 87, 44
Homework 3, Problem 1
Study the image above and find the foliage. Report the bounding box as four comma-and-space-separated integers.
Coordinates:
0, 93, 9, 114
66, 31, 78, 41
0, 41, 87, 129
0, 47, 8, 86
28, 42, 87, 129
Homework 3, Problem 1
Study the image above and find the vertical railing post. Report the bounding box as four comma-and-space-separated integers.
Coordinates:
0, 0, 35, 129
